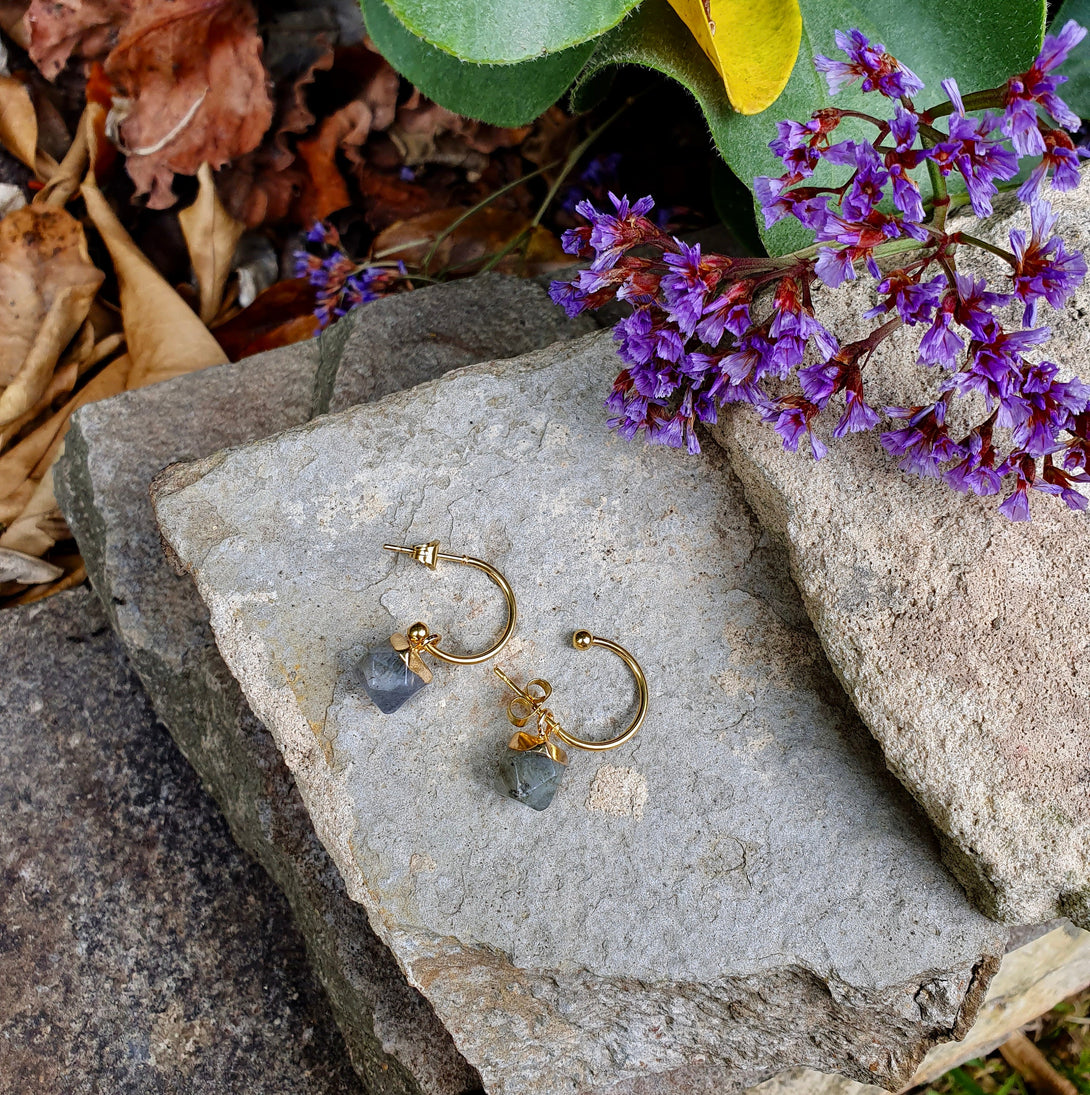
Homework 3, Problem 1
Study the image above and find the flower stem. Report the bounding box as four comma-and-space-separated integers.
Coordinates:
955, 231, 1017, 265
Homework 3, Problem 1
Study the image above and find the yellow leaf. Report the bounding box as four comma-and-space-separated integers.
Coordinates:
178, 163, 246, 325
666, 0, 801, 115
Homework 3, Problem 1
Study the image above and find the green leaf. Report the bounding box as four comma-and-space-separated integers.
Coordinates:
1051, 0, 1090, 116
362, 0, 597, 127
379, 0, 642, 64
575, 0, 1046, 254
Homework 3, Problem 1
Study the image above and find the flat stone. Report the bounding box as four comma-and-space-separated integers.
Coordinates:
0, 587, 363, 1093
55, 341, 480, 1093
152, 332, 1010, 1095
709, 178, 1090, 930
314, 271, 598, 415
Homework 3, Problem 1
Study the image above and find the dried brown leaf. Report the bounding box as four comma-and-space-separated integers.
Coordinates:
0, 545, 63, 583
0, 466, 67, 555
212, 277, 318, 360
178, 163, 245, 324
0, 205, 103, 428
104, 0, 273, 208
34, 101, 89, 207
82, 178, 226, 387
26, 0, 130, 79
373, 206, 567, 278
0, 74, 39, 171
2, 558, 86, 605
0, 347, 129, 503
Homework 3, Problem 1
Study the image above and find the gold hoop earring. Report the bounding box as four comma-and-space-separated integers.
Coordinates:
493, 631, 649, 810
360, 540, 517, 714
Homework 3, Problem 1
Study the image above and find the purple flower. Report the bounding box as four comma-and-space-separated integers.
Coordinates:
1017, 130, 1088, 201
841, 162, 890, 221
944, 427, 1003, 496
833, 386, 881, 438
1002, 20, 1087, 154
890, 103, 918, 151
936, 112, 1018, 217
662, 241, 715, 336
918, 301, 965, 369
887, 163, 925, 223
815, 246, 857, 288
763, 397, 828, 459
697, 281, 754, 346
814, 29, 924, 99
549, 278, 588, 318
869, 272, 945, 327
1010, 197, 1088, 324
754, 178, 832, 233
953, 274, 1011, 340
881, 402, 964, 477
578, 193, 659, 272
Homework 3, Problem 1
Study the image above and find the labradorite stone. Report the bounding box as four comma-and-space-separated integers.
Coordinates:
498, 748, 566, 811
360, 647, 427, 714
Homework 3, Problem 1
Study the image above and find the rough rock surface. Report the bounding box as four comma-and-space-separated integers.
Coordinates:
710, 181, 1090, 929
0, 587, 364, 1094
746, 921, 1090, 1095
55, 341, 482, 1094
153, 332, 1009, 1095
314, 271, 597, 414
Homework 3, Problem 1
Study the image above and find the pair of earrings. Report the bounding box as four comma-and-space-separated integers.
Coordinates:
359, 540, 649, 811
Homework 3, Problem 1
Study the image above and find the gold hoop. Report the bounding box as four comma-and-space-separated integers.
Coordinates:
384, 540, 516, 665
494, 630, 648, 753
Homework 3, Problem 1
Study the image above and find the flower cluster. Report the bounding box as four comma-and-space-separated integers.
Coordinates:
550, 22, 1090, 519
293, 222, 408, 329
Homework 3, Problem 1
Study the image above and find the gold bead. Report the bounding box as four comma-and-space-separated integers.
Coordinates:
572, 629, 593, 651
407, 622, 429, 645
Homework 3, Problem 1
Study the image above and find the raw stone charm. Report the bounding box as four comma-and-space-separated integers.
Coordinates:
360, 646, 427, 713
498, 744, 566, 811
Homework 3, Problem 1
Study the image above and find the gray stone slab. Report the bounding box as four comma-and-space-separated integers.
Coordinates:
0, 587, 364, 1094
709, 178, 1090, 930
55, 341, 481, 1094
151, 331, 1010, 1095
314, 271, 597, 415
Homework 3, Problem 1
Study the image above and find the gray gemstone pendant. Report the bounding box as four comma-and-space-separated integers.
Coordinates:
360, 646, 428, 714
497, 742, 567, 810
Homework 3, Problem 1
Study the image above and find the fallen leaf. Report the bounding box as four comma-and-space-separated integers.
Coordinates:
212, 277, 319, 360
373, 205, 565, 277
0, 545, 63, 583
0, 205, 103, 429
0, 347, 129, 501
81, 179, 227, 386
26, 0, 130, 79
391, 92, 530, 165
34, 101, 90, 207
104, 0, 273, 208
0, 465, 66, 555
0, 74, 40, 170
2, 558, 86, 605
178, 163, 245, 324
353, 162, 447, 231
666, 0, 801, 114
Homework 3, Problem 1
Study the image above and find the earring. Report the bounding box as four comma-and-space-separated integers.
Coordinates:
360, 540, 517, 714
493, 630, 649, 811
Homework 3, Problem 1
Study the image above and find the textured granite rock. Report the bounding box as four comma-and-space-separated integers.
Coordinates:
0, 587, 364, 1094
153, 331, 1010, 1095
55, 341, 481, 1094
709, 179, 1090, 930
314, 271, 597, 415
